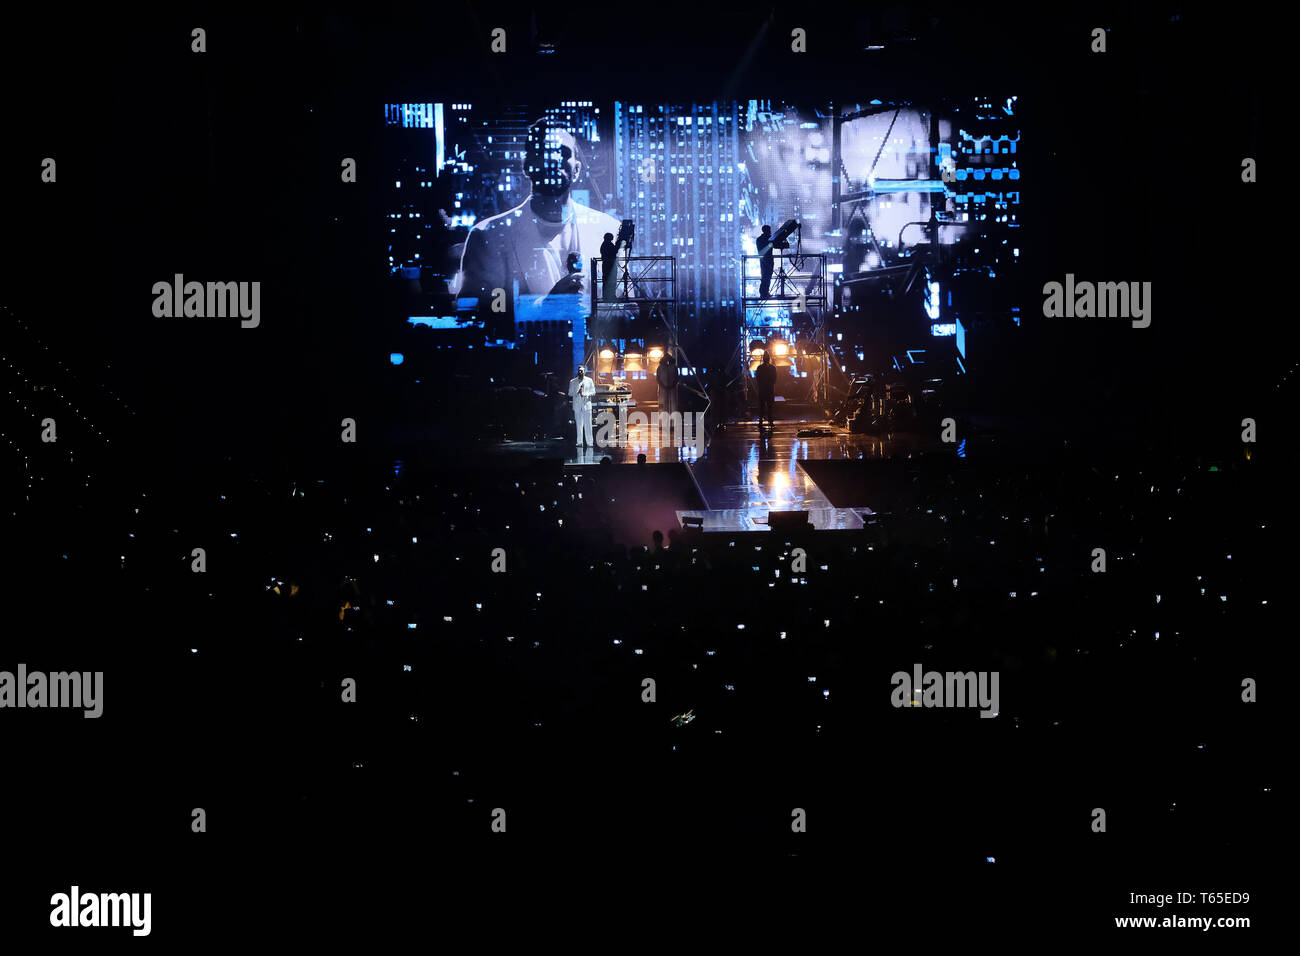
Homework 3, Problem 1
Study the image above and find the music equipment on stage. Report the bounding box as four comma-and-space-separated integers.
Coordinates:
833, 375, 876, 431
879, 381, 913, 430
593, 382, 635, 412
590, 383, 636, 442
767, 510, 810, 532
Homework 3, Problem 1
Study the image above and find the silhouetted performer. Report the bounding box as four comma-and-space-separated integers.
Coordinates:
755, 350, 776, 427
656, 350, 679, 416
756, 225, 775, 300
600, 232, 624, 303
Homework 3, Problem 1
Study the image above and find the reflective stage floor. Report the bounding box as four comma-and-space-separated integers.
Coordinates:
563, 415, 939, 532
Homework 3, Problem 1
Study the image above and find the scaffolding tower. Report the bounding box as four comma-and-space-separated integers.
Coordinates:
587, 253, 708, 409
737, 250, 831, 410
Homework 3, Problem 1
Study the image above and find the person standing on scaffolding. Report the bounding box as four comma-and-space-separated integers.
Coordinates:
756, 224, 775, 300
600, 231, 625, 303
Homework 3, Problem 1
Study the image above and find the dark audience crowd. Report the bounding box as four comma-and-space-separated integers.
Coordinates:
14, 423, 1279, 865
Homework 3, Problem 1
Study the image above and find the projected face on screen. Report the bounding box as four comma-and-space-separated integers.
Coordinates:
524, 122, 582, 202
454, 116, 621, 340
430, 102, 983, 307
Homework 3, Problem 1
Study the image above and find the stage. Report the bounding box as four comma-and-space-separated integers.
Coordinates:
563, 413, 939, 533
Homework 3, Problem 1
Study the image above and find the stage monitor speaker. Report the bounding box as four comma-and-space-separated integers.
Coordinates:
767, 510, 810, 532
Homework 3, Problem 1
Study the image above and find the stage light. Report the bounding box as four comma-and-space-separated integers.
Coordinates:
750, 347, 763, 357
625, 351, 642, 359
600, 348, 615, 359
772, 341, 789, 357
648, 347, 664, 359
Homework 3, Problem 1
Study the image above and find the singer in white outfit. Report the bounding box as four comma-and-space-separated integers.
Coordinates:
568, 365, 596, 446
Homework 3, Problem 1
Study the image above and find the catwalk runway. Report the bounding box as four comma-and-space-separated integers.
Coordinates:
565, 414, 937, 532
